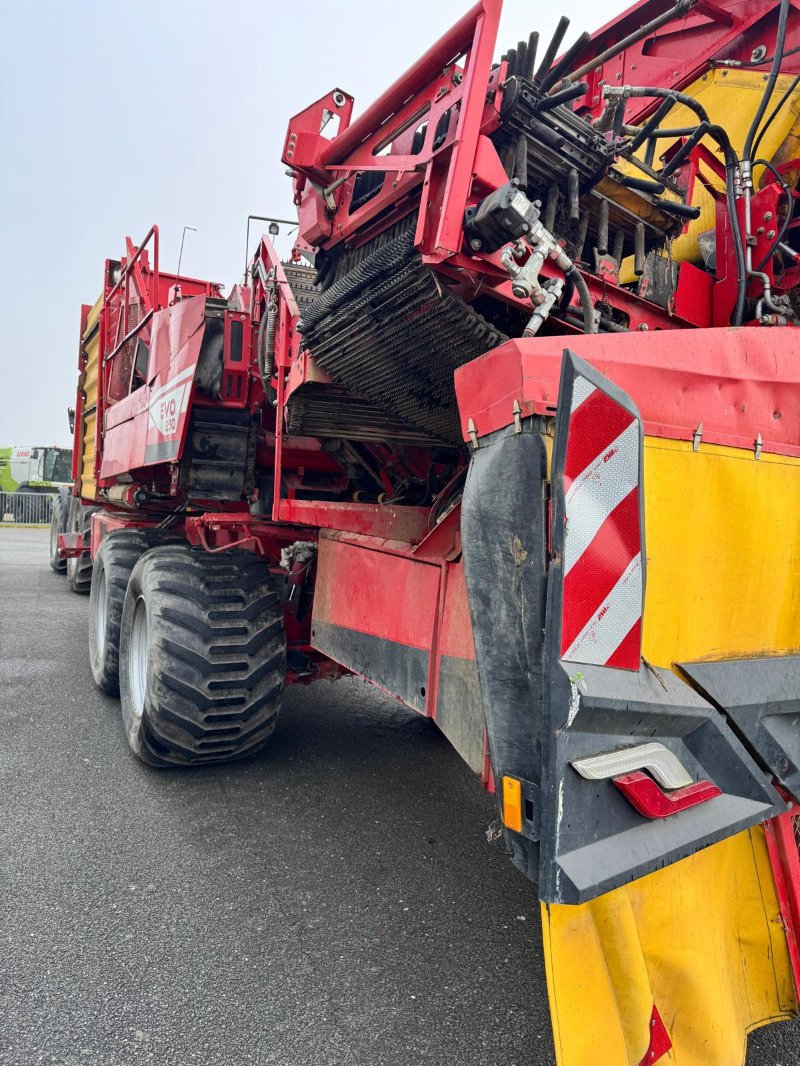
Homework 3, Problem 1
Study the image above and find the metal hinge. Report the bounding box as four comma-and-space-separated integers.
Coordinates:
692, 423, 703, 452
468, 418, 479, 449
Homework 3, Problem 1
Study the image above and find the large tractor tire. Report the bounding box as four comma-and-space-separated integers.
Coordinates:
66, 497, 96, 594
48, 490, 70, 573
89, 529, 180, 695
118, 545, 286, 767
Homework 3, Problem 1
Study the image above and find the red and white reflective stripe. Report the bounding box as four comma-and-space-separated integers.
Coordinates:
560, 380, 643, 670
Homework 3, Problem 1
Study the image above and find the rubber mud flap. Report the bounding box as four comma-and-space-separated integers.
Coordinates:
461, 417, 549, 883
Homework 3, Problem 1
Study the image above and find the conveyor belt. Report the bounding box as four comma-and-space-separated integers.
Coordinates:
298, 226, 507, 445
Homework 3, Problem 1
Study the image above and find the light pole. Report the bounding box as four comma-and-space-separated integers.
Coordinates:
177, 225, 197, 276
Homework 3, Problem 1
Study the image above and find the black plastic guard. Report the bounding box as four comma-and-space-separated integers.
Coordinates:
680, 655, 800, 803
461, 417, 549, 882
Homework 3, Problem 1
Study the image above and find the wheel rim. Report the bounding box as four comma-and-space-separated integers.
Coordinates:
96, 570, 107, 657
129, 596, 149, 718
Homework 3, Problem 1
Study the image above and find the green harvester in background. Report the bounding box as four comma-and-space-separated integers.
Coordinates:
0, 445, 73, 523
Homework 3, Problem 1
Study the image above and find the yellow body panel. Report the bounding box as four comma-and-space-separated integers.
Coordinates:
643, 438, 800, 663
619, 70, 800, 282
543, 436, 800, 1065
544, 826, 796, 1066
79, 294, 102, 500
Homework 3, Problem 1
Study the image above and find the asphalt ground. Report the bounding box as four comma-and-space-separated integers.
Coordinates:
0, 526, 798, 1066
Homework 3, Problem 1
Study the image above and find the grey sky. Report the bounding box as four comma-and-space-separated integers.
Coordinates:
0, 0, 622, 447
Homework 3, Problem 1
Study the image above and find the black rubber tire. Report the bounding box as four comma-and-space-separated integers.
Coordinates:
48, 494, 68, 573
88, 529, 180, 696
66, 497, 96, 594
118, 545, 286, 767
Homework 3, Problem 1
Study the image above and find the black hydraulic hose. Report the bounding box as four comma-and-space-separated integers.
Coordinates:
534, 82, 588, 113
653, 198, 702, 220
658, 122, 709, 178
515, 40, 528, 81
523, 32, 538, 80
558, 272, 575, 316
539, 31, 592, 94
626, 85, 747, 324
751, 71, 800, 162
743, 0, 790, 161
628, 97, 675, 153
727, 43, 800, 68
644, 126, 704, 139
619, 175, 665, 195
565, 264, 596, 333
535, 16, 570, 86
628, 87, 710, 125
753, 158, 793, 272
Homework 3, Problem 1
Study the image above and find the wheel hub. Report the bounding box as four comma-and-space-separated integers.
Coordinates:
129, 596, 149, 718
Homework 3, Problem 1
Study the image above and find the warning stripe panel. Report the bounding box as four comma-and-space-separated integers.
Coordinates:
562, 553, 643, 665
560, 371, 643, 671
561, 488, 640, 654
563, 424, 640, 575
564, 387, 636, 489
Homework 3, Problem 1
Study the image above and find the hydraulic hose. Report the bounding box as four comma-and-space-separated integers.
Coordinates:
565, 264, 596, 334
751, 70, 800, 163
744, 0, 790, 162
611, 84, 747, 325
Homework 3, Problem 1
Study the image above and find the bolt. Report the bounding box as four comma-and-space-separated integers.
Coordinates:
470, 238, 482, 251
768, 229, 776, 239
638, 322, 649, 331
764, 211, 773, 221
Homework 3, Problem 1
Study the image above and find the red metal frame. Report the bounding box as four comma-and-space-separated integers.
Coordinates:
765, 797, 800, 995
73, 3, 800, 811
454, 330, 800, 457
576, 1, 800, 126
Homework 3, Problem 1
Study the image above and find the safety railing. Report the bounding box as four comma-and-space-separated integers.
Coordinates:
0, 490, 54, 526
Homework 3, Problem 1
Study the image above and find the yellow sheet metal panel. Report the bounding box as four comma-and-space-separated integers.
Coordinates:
80, 410, 96, 500
79, 298, 101, 500
543, 825, 796, 1066
642, 438, 800, 664
83, 328, 99, 412
82, 293, 103, 342
542, 434, 799, 1065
